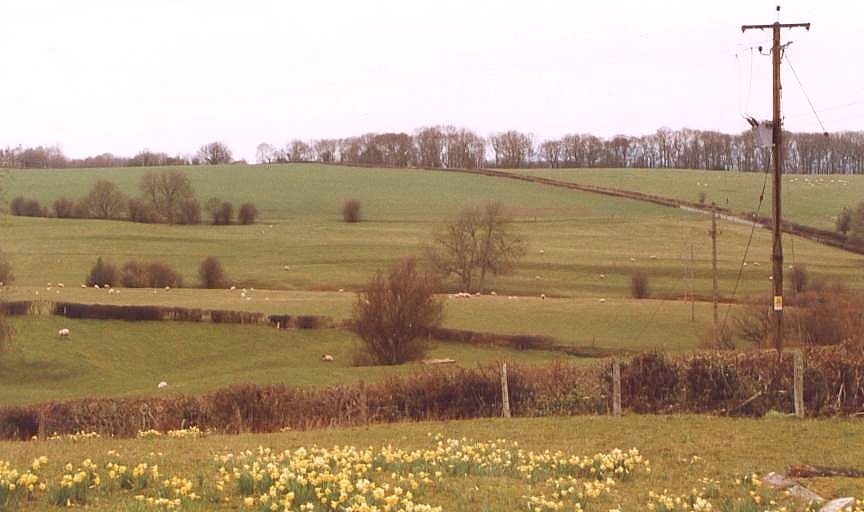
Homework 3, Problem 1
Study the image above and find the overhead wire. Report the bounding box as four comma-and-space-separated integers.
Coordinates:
784, 53, 828, 134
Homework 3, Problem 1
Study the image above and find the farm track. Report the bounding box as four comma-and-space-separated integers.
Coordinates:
433, 166, 862, 255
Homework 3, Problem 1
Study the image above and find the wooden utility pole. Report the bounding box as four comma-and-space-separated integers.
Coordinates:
711, 204, 719, 345
742, 8, 809, 356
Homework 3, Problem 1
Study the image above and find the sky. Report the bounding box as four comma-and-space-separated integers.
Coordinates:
1, 0, 862, 162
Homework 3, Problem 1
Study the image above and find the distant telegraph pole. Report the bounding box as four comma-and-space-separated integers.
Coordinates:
742, 7, 809, 357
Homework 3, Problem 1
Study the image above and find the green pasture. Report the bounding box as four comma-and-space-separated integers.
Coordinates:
2, 165, 862, 298
514, 167, 864, 230
2, 287, 730, 350
0, 416, 861, 510
0, 315, 568, 407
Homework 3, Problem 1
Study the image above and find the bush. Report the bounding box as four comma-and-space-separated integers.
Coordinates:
789, 264, 809, 294
127, 198, 157, 223
53, 197, 82, 218
120, 260, 183, 288
207, 198, 233, 225
341, 199, 361, 223
176, 198, 201, 225
86, 257, 118, 287
837, 207, 852, 234
237, 203, 258, 225
353, 258, 442, 365
10, 196, 45, 217
630, 271, 649, 299
0, 249, 13, 286
198, 256, 226, 289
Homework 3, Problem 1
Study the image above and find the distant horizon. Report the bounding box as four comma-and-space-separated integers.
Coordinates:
0, 123, 854, 164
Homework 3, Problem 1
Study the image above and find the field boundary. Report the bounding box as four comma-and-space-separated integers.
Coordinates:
431, 167, 862, 255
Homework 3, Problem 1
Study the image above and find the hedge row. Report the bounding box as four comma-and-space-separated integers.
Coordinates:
1, 345, 862, 440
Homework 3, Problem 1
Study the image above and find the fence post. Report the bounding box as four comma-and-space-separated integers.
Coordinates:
38, 409, 47, 441
612, 359, 622, 417
501, 363, 511, 418
794, 350, 805, 418
359, 380, 369, 425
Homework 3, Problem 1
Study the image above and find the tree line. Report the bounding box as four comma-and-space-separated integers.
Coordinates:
4, 128, 864, 173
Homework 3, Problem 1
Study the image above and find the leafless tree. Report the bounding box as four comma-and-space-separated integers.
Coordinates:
353, 258, 443, 365
82, 179, 128, 219
287, 140, 311, 162
427, 202, 526, 293
311, 139, 338, 163
139, 170, 196, 224
256, 143, 276, 164
197, 142, 233, 165
489, 131, 534, 168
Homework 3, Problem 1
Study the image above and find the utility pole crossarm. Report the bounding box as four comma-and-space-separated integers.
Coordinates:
741, 22, 810, 31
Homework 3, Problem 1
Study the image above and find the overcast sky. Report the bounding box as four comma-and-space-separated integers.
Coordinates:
1, 0, 862, 161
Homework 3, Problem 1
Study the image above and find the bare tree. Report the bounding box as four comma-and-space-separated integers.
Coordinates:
82, 179, 128, 219
197, 142, 233, 165
256, 143, 276, 164
427, 202, 526, 293
139, 170, 196, 224
312, 139, 338, 163
489, 131, 534, 168
353, 258, 443, 365
287, 140, 311, 162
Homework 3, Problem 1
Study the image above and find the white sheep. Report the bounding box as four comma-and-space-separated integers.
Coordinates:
57, 283, 64, 288
157, 381, 168, 389
58, 328, 70, 338
599, 298, 607, 303
321, 354, 334, 362
540, 293, 546, 300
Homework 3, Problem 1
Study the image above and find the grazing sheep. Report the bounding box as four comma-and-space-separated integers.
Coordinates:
58, 328, 70, 337
599, 298, 607, 303
489, 291, 497, 296
157, 381, 168, 389
94, 284, 100, 289
57, 283, 64, 288
322, 354, 334, 362
81, 284, 87, 288
540, 293, 546, 300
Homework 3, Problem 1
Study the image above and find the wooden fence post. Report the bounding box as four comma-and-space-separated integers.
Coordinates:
612, 359, 622, 417
501, 363, 511, 418
38, 409, 47, 441
794, 350, 805, 418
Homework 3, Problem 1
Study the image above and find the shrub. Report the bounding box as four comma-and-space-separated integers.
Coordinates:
0, 249, 13, 286
127, 198, 157, 223
53, 197, 80, 218
836, 207, 852, 235
237, 203, 258, 225
10, 196, 45, 217
146, 262, 183, 288
616, 352, 679, 413
733, 300, 769, 344
789, 264, 809, 294
176, 198, 201, 225
207, 198, 233, 225
86, 257, 118, 287
120, 260, 149, 288
353, 258, 443, 365
120, 260, 183, 288
341, 199, 361, 223
630, 271, 649, 299
198, 256, 226, 289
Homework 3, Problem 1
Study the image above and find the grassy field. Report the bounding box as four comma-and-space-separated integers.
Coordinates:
0, 315, 574, 407
2, 165, 862, 298
514, 167, 864, 230
0, 416, 861, 511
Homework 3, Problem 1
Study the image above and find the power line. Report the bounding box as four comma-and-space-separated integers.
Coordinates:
784, 53, 828, 134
